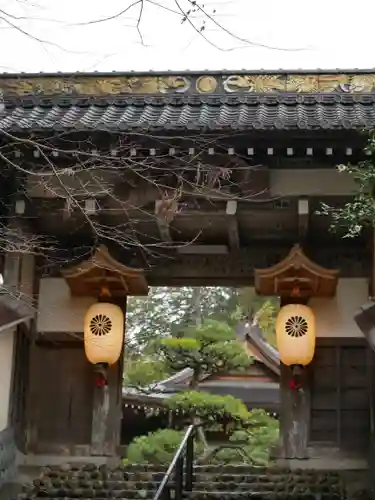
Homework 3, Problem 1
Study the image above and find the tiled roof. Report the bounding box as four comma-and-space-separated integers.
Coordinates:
2, 95, 375, 131
1, 70, 375, 131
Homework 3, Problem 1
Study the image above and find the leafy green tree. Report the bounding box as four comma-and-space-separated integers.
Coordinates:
319, 132, 375, 237
124, 408, 279, 465
126, 286, 279, 352
167, 392, 250, 426
123, 358, 171, 393
124, 319, 279, 462
156, 319, 252, 448
155, 319, 251, 388
126, 287, 237, 350
211, 409, 279, 465
124, 319, 251, 391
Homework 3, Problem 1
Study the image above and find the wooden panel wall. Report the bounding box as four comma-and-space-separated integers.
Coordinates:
310, 338, 372, 451
27, 343, 93, 449
9, 330, 30, 452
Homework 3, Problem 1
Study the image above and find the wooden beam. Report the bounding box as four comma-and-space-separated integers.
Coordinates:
226, 200, 240, 250
177, 245, 228, 255
298, 198, 309, 239
148, 243, 369, 286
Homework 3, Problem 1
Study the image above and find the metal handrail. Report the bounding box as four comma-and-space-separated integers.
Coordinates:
153, 424, 195, 500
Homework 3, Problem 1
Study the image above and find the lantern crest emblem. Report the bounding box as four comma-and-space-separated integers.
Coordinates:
90, 314, 113, 337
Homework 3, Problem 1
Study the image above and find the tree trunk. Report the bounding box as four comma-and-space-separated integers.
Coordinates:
193, 416, 209, 450
192, 287, 202, 327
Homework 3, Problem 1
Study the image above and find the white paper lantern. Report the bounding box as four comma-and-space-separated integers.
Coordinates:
84, 302, 124, 365
276, 304, 316, 366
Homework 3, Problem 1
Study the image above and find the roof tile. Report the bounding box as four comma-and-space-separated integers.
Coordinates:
1, 94, 375, 131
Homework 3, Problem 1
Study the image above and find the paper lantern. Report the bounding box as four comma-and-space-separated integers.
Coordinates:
276, 304, 316, 366
84, 302, 124, 365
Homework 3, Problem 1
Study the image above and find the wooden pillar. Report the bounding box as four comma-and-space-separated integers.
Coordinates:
280, 363, 310, 459
90, 298, 126, 456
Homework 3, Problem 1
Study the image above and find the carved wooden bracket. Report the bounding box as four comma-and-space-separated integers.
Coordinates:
61, 245, 149, 298
254, 244, 339, 298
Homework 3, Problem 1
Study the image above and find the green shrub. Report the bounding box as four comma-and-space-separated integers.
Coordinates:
124, 410, 279, 466
125, 428, 203, 465
166, 391, 250, 424
229, 409, 279, 465
200, 410, 279, 466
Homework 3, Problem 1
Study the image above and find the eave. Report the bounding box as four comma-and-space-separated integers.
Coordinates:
238, 322, 280, 376
2, 69, 375, 132
0, 295, 33, 333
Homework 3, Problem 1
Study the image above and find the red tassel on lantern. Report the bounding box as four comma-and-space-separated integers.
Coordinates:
94, 373, 107, 388
289, 378, 302, 390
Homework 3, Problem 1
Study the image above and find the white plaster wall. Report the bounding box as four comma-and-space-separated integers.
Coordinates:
37, 278, 96, 333
309, 278, 369, 337
0, 328, 15, 431
270, 169, 355, 197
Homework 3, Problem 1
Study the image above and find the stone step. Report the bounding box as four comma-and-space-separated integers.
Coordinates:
35, 475, 341, 485
26, 489, 158, 499
36, 468, 342, 482
38, 464, 341, 475
192, 473, 340, 483
21, 482, 343, 499
185, 493, 343, 500
34, 476, 339, 491
15, 464, 345, 500
19, 498, 155, 500
185, 482, 341, 493
17, 489, 344, 500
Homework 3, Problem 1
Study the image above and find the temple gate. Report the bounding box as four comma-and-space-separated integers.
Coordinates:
0, 70, 374, 492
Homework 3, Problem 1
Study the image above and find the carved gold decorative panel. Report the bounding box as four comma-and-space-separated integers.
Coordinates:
2, 72, 375, 97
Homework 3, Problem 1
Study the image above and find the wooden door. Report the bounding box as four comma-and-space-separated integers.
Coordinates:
310, 339, 371, 451
28, 343, 93, 450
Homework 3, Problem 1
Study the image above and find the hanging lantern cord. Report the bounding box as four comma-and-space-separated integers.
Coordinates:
291, 285, 300, 298
98, 270, 112, 300
99, 285, 111, 299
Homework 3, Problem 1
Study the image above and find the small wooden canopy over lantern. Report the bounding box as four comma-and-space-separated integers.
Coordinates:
62, 245, 149, 367
254, 245, 339, 368
61, 245, 149, 298
254, 244, 339, 299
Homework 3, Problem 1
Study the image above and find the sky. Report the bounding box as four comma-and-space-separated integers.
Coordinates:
2, 0, 375, 73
